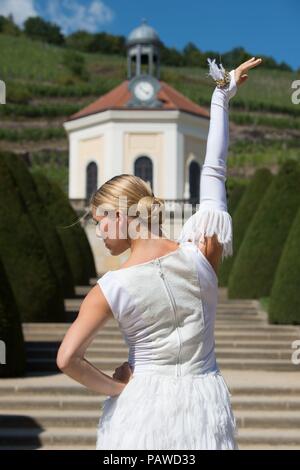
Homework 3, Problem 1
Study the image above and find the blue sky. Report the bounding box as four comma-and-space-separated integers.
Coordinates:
1, 0, 299, 70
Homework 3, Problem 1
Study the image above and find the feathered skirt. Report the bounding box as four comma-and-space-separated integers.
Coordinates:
96, 370, 239, 450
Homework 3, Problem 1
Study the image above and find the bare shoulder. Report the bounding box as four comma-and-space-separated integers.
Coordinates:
197, 234, 223, 276
80, 283, 113, 319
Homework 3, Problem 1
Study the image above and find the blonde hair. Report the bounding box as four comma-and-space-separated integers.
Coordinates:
90, 174, 165, 235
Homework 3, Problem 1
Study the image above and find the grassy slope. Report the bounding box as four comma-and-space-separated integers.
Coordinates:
0, 33, 299, 192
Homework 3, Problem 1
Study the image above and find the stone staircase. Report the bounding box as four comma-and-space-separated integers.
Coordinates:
0, 286, 299, 450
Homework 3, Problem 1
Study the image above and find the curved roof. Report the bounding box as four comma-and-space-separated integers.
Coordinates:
127, 20, 160, 46
66, 80, 210, 122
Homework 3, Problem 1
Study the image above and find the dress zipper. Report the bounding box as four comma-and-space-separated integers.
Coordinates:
156, 259, 182, 377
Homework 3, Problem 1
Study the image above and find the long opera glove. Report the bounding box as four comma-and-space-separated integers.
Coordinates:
178, 59, 237, 261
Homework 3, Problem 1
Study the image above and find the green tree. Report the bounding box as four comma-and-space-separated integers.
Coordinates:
88, 32, 126, 54
0, 157, 66, 322
228, 160, 300, 299
62, 50, 87, 79
220, 169, 273, 287
226, 178, 248, 214
0, 14, 21, 35
33, 172, 96, 284
0, 257, 26, 377
268, 207, 300, 324
24, 16, 64, 45
3, 151, 75, 298
65, 30, 94, 52
182, 42, 206, 67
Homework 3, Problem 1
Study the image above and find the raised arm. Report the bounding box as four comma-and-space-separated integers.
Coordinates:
178, 57, 262, 266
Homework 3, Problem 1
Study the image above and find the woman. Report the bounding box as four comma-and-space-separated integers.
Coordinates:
57, 57, 262, 450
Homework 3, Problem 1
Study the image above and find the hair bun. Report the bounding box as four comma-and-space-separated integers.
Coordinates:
136, 195, 165, 226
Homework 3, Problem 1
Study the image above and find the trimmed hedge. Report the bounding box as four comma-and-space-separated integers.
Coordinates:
228, 160, 300, 299
219, 169, 273, 287
0, 257, 26, 377
0, 127, 66, 142
268, 207, 300, 324
3, 151, 75, 298
0, 157, 65, 322
226, 179, 247, 215
33, 172, 96, 284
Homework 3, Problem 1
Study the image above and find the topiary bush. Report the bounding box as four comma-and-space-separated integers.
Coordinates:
268, 206, 300, 324
3, 151, 75, 298
226, 178, 248, 215
33, 172, 96, 284
0, 257, 26, 377
0, 157, 66, 322
228, 160, 300, 299
219, 169, 273, 287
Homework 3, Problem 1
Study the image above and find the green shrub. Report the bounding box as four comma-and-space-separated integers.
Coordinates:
7, 82, 32, 104
268, 207, 300, 324
0, 103, 81, 118
62, 50, 88, 80
0, 127, 65, 142
33, 172, 96, 284
3, 151, 75, 298
0, 157, 65, 322
24, 16, 64, 46
228, 160, 300, 299
219, 169, 273, 287
0, 257, 26, 377
226, 178, 248, 214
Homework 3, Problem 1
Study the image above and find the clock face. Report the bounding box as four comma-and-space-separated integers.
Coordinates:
134, 80, 155, 102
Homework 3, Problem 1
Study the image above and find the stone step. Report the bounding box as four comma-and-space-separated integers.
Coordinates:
1, 409, 300, 429
1, 426, 300, 448
238, 444, 300, 450
74, 286, 92, 297
1, 382, 300, 398
26, 346, 128, 359
234, 410, 300, 428
218, 359, 298, 371
25, 339, 295, 350
1, 393, 300, 411
63, 301, 262, 315
24, 356, 299, 372
23, 320, 299, 331
233, 396, 300, 410
25, 347, 294, 361
0, 444, 97, 450
0, 427, 96, 447
22, 313, 265, 328
25, 357, 126, 372
0, 395, 103, 410
237, 428, 300, 446
7, 290, 300, 450
0, 410, 99, 428
0, 443, 297, 450
22, 323, 300, 333
23, 331, 300, 341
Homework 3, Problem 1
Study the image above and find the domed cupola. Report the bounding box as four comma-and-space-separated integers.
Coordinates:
126, 19, 161, 80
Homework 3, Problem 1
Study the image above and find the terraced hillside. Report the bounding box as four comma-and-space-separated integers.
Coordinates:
1, 33, 299, 193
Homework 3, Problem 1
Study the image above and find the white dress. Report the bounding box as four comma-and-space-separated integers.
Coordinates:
96, 63, 239, 450
96, 241, 239, 450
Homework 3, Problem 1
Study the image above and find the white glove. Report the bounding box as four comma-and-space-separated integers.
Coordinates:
200, 69, 237, 212
178, 67, 237, 260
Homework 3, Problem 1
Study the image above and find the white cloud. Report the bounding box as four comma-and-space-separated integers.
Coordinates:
0, 0, 38, 26
45, 0, 115, 34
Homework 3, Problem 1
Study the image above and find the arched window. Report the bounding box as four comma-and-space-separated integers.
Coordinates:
86, 162, 98, 201
134, 156, 153, 189
189, 160, 201, 204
